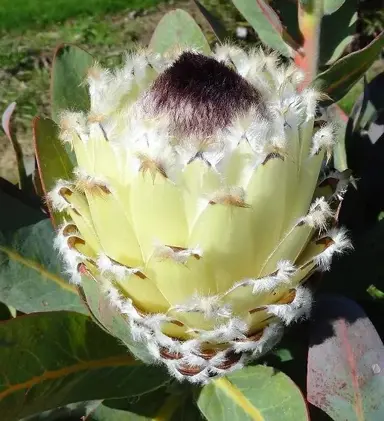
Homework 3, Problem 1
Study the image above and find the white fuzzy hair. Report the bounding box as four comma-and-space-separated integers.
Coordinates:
266, 286, 313, 325
314, 227, 353, 271
74, 167, 111, 191
310, 124, 336, 157
229, 260, 296, 295
54, 223, 85, 284
59, 111, 89, 144
171, 293, 232, 319
152, 243, 203, 264
300, 197, 334, 231
47, 180, 74, 212
232, 322, 284, 355
96, 253, 141, 281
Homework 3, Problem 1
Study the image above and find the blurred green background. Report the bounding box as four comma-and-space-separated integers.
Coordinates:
0, 0, 162, 31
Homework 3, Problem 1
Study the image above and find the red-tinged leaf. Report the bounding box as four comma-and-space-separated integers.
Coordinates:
256, 0, 284, 34
1, 102, 28, 189
1, 102, 16, 141
232, 0, 292, 57
33, 116, 75, 227
254, 0, 302, 52
193, 0, 228, 43
308, 295, 384, 421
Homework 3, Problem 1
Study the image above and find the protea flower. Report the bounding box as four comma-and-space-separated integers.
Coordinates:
49, 45, 351, 383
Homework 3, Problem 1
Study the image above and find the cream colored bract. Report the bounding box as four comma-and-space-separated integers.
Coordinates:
49, 45, 351, 383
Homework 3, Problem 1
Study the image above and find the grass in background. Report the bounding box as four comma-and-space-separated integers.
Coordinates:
0, 0, 215, 182
0, 1, 166, 182
0, 0, 163, 32
0, 15, 140, 137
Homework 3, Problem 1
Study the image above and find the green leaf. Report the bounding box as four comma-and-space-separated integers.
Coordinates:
88, 387, 203, 421
0, 312, 168, 421
319, 2, 357, 65
323, 0, 346, 15
22, 402, 95, 421
261, 324, 309, 394
193, 0, 228, 43
149, 9, 210, 54
33, 117, 75, 226
231, 0, 292, 57
367, 284, 384, 300
0, 190, 85, 314
51, 44, 93, 123
88, 405, 141, 421
88, 389, 169, 421
196, 365, 309, 421
313, 31, 384, 102
349, 72, 384, 132
79, 275, 151, 363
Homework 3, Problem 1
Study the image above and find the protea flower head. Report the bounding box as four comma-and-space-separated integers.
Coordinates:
49, 45, 352, 383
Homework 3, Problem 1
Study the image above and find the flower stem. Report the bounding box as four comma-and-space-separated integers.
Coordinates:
295, 0, 324, 87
